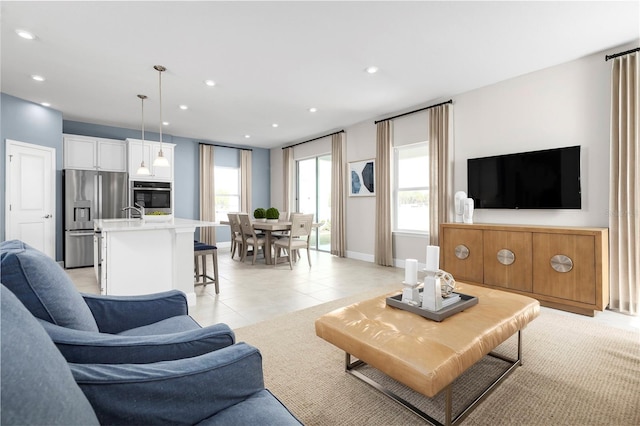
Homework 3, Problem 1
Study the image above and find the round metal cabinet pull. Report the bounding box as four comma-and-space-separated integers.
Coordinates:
550, 254, 573, 273
497, 249, 515, 266
455, 244, 470, 260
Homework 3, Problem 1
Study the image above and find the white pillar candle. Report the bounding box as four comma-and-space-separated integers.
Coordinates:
404, 259, 418, 285
426, 245, 440, 273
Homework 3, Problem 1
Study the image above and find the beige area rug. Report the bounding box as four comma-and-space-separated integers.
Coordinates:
235, 290, 640, 426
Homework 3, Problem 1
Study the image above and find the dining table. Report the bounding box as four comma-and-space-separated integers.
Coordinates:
220, 219, 318, 265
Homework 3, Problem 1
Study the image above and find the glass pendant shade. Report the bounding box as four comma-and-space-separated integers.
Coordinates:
137, 162, 151, 175
153, 149, 170, 167
137, 94, 151, 175
153, 65, 170, 167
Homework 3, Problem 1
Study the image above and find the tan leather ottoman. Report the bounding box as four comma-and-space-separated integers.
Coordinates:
315, 283, 540, 425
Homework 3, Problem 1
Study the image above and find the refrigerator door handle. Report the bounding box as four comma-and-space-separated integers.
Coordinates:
98, 174, 103, 219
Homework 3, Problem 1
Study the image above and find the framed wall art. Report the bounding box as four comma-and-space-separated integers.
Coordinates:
348, 159, 375, 196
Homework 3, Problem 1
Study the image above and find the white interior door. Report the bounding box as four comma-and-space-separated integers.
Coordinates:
5, 139, 56, 258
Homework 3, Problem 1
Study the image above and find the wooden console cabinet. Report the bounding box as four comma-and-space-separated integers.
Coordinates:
440, 223, 609, 316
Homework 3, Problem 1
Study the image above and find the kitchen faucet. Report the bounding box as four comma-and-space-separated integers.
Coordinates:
122, 203, 145, 218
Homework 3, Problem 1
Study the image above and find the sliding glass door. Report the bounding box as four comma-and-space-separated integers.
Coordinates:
297, 155, 331, 252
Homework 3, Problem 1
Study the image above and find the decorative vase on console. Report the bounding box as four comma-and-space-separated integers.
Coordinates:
463, 198, 474, 224
454, 191, 467, 223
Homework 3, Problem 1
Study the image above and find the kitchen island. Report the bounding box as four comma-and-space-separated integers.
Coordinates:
94, 218, 217, 306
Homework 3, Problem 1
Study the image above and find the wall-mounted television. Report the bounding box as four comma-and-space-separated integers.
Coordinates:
467, 146, 581, 209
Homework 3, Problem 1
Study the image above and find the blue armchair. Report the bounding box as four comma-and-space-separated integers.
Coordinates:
1, 284, 302, 425
0, 240, 233, 364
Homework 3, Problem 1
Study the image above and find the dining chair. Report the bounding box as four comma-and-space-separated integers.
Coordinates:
237, 213, 267, 264
227, 213, 244, 260
273, 214, 314, 269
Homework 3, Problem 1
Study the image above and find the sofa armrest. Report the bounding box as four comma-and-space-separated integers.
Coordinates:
82, 290, 188, 333
70, 342, 265, 425
40, 320, 235, 364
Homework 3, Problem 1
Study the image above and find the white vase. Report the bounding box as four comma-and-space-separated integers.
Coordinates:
463, 198, 474, 224
454, 191, 467, 223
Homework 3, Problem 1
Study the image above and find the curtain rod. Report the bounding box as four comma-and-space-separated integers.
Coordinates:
199, 142, 252, 151
605, 47, 640, 61
282, 130, 345, 150
374, 99, 453, 124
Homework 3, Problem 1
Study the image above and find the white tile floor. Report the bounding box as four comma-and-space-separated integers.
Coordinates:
66, 249, 640, 332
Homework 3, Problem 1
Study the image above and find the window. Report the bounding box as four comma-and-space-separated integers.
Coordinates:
214, 166, 240, 220
394, 143, 429, 233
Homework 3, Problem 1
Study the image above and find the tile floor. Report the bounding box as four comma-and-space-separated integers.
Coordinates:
66, 249, 640, 332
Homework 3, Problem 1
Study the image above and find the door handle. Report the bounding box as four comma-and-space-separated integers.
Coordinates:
42, 214, 52, 219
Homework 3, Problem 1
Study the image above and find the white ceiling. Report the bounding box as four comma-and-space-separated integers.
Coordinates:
1, 1, 638, 149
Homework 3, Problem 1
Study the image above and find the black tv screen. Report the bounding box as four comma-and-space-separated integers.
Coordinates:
467, 146, 581, 209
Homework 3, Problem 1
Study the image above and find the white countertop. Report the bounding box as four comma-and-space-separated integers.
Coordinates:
95, 218, 219, 232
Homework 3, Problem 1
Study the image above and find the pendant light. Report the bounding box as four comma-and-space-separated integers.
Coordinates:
136, 94, 151, 176
153, 65, 170, 167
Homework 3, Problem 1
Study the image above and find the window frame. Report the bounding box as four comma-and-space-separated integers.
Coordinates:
393, 141, 429, 235
213, 165, 240, 220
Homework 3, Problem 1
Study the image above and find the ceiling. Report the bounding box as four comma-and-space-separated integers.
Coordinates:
1, 1, 638, 149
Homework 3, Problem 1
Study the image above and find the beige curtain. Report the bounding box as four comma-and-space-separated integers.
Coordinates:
331, 133, 346, 257
199, 144, 216, 244
241, 150, 252, 213
375, 121, 393, 266
283, 147, 293, 214
428, 104, 452, 245
609, 52, 639, 316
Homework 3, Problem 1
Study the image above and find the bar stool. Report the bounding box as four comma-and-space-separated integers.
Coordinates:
194, 241, 219, 294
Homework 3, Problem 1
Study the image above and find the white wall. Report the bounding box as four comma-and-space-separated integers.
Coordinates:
271, 41, 638, 264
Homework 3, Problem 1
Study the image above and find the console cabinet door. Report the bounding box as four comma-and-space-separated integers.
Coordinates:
483, 230, 532, 292
532, 233, 596, 304
441, 227, 483, 283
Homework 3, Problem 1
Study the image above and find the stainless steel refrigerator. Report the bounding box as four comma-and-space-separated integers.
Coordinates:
64, 170, 128, 268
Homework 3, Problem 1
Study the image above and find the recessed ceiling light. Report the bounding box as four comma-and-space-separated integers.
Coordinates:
16, 29, 36, 40
204, 80, 216, 87
309, 107, 318, 113
365, 66, 379, 74
163, 121, 169, 126
31, 75, 45, 82
179, 105, 188, 110
244, 134, 251, 139
40, 102, 51, 107
272, 123, 279, 128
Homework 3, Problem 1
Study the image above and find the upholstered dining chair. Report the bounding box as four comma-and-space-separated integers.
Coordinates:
273, 214, 314, 269
227, 213, 244, 260
238, 213, 267, 265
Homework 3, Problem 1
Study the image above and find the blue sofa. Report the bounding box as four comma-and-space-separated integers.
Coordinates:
1, 284, 302, 425
0, 239, 236, 364
0, 240, 302, 424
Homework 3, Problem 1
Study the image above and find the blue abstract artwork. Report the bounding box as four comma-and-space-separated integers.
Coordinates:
349, 160, 375, 196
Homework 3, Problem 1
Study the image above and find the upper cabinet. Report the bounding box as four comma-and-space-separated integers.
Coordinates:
127, 139, 175, 181
63, 135, 127, 172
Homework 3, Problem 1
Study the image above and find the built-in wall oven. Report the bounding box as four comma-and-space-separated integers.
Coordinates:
131, 181, 172, 215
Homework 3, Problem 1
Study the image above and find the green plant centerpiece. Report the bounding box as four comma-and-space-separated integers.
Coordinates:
266, 207, 280, 222
253, 208, 267, 222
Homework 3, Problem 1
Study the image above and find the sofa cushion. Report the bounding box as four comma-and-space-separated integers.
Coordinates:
0, 240, 98, 332
0, 284, 100, 425
117, 314, 201, 336
197, 389, 302, 425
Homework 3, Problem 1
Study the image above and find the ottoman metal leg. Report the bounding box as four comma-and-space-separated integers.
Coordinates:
344, 330, 523, 426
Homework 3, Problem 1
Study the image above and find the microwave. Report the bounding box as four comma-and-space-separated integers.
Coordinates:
131, 181, 171, 213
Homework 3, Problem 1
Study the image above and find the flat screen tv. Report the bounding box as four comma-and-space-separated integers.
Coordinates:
467, 146, 581, 209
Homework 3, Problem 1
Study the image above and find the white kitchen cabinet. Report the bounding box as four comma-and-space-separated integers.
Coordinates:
63, 134, 127, 172
127, 138, 175, 181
